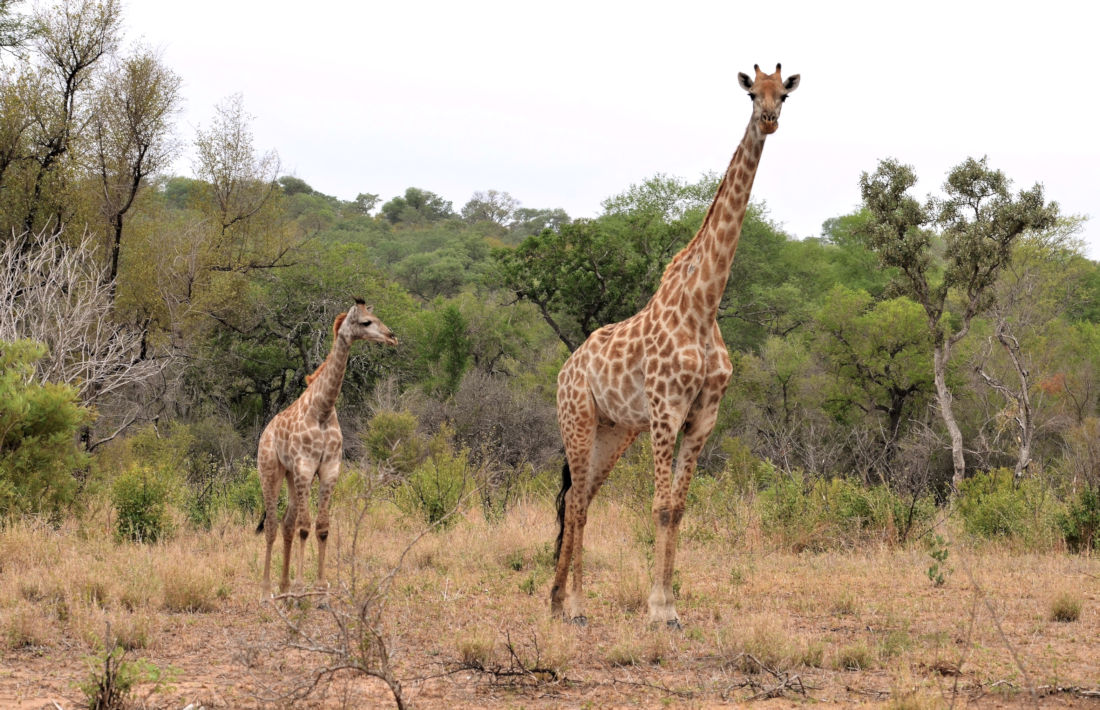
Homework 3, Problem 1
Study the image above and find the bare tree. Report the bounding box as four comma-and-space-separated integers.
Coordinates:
193, 93, 283, 267
0, 227, 169, 446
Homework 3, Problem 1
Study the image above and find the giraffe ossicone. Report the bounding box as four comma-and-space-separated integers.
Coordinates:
256, 300, 398, 600
551, 64, 799, 627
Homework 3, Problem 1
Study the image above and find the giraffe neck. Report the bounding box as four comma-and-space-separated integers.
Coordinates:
306, 334, 350, 421
650, 122, 766, 326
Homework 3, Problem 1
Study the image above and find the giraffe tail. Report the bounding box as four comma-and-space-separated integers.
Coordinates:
255, 509, 266, 535
553, 460, 572, 562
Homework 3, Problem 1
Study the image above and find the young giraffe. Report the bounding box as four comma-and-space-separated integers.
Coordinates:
552, 64, 800, 628
256, 300, 398, 598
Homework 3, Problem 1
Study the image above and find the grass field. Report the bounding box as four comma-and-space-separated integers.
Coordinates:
1, 493, 1097, 708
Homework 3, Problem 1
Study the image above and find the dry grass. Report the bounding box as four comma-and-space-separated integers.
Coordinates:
1, 494, 1098, 708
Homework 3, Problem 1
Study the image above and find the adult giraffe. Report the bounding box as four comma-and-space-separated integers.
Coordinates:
256, 300, 398, 598
552, 64, 800, 628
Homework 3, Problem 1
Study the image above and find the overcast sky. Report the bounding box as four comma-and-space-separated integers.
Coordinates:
125, 1, 1099, 254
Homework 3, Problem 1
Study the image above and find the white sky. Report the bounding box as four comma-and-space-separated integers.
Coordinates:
125, 0, 1100, 255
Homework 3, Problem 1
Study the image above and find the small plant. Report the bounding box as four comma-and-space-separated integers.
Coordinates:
80, 641, 169, 710
834, 640, 876, 671
456, 633, 496, 669
926, 533, 951, 587
518, 572, 538, 596
1049, 592, 1082, 623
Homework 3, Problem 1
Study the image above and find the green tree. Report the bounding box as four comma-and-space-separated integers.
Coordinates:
0, 339, 92, 517
492, 174, 714, 351
90, 46, 182, 284
2, 0, 122, 234
859, 156, 1059, 489
380, 187, 454, 225
417, 303, 470, 396
816, 286, 934, 474
461, 189, 518, 227
0, 0, 34, 52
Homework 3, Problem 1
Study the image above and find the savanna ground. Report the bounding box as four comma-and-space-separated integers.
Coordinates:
2, 490, 1098, 709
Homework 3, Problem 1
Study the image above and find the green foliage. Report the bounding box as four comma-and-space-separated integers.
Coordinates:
112, 463, 179, 543
417, 303, 471, 395
0, 339, 91, 519
393, 433, 471, 528
757, 468, 935, 550
363, 410, 426, 475
816, 286, 933, 428
926, 534, 951, 587
380, 187, 454, 225
955, 469, 1058, 542
492, 174, 716, 351
81, 644, 170, 710
1058, 486, 1100, 552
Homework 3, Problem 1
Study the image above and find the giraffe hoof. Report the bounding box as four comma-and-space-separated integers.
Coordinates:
568, 615, 588, 627
665, 618, 683, 632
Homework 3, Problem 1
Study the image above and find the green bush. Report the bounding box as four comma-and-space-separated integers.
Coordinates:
394, 441, 471, 528
956, 469, 1059, 543
1058, 487, 1100, 552
0, 339, 92, 519
757, 468, 935, 549
364, 410, 426, 475
112, 464, 180, 543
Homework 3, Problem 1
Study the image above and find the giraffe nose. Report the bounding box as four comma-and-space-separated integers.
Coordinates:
761, 111, 778, 123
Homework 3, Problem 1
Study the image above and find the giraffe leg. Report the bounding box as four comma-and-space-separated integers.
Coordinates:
293, 468, 314, 590
314, 454, 340, 590
551, 378, 595, 620
648, 417, 683, 627
257, 436, 283, 600
650, 339, 732, 627
565, 424, 637, 624
279, 471, 298, 595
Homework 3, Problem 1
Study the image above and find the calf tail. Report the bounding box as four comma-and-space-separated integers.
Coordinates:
255, 509, 266, 535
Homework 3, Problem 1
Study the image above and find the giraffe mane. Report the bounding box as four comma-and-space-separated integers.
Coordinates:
304, 312, 349, 386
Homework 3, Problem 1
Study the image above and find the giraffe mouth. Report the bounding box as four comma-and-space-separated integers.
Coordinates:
760, 120, 778, 134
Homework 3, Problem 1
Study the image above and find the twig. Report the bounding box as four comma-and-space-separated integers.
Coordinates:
611, 677, 694, 699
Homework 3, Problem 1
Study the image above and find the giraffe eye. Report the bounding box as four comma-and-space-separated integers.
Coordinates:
748, 92, 756, 100
780, 94, 788, 102
360, 320, 372, 327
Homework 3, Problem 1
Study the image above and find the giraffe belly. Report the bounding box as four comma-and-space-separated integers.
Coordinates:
589, 369, 650, 430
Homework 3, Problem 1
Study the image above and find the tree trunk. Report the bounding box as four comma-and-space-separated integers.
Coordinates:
933, 343, 966, 490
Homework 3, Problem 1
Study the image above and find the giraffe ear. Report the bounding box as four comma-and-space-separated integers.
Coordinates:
784, 74, 801, 92
738, 72, 753, 92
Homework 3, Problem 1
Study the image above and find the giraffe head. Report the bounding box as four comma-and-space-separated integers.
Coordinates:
337, 299, 398, 346
737, 63, 800, 135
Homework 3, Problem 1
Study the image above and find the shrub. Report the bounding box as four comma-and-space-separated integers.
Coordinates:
0, 339, 92, 519
112, 464, 179, 543
1058, 486, 1100, 552
394, 437, 471, 528
956, 469, 1058, 543
1049, 592, 1081, 623
363, 410, 426, 475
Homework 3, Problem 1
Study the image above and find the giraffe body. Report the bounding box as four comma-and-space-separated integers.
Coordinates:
552, 65, 799, 627
257, 301, 397, 599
